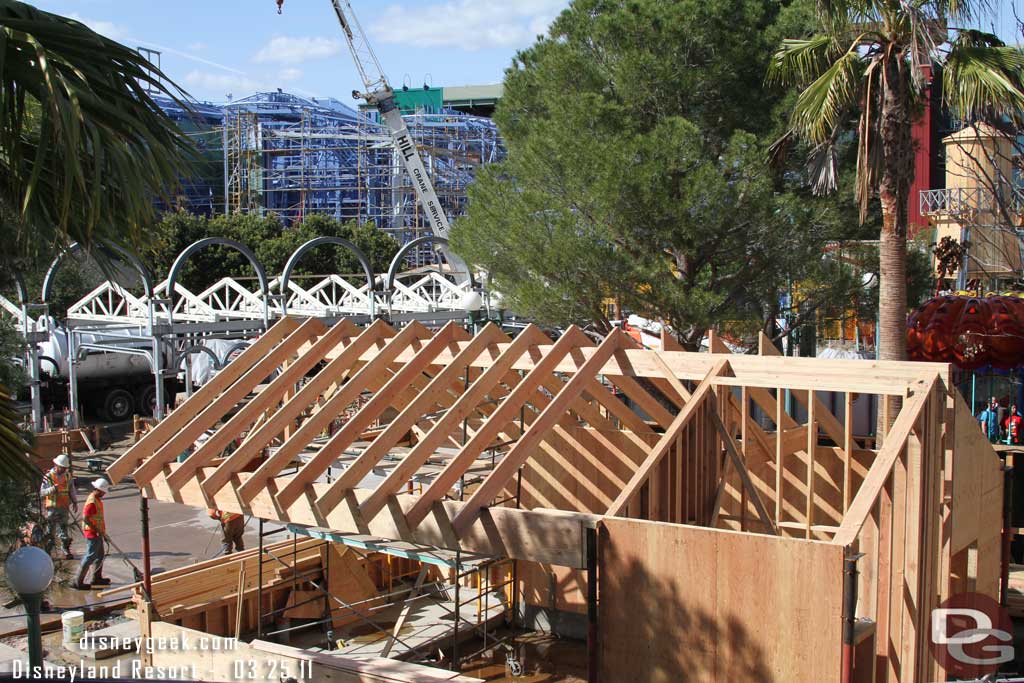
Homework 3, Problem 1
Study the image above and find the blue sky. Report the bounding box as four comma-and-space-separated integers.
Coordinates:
28, 0, 1024, 105
30, 0, 571, 103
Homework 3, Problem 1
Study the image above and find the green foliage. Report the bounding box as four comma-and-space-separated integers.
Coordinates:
0, 0, 194, 275
149, 212, 401, 292
452, 0, 868, 347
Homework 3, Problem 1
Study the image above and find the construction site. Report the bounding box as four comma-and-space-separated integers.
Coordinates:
0, 1, 1022, 683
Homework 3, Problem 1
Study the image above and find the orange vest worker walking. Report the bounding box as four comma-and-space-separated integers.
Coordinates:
208, 509, 245, 556
73, 479, 111, 589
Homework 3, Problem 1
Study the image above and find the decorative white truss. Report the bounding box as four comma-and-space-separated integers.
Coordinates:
63, 270, 475, 326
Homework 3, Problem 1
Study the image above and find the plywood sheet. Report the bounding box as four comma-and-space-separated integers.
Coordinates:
599, 517, 844, 683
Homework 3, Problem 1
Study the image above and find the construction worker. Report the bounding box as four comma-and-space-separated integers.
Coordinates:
1007, 404, 1023, 445
39, 454, 77, 559
73, 478, 111, 589
208, 509, 245, 555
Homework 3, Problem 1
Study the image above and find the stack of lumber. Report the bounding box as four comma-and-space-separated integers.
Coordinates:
100, 539, 389, 637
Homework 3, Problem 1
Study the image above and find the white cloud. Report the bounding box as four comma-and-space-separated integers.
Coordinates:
187, 42, 206, 52
65, 12, 126, 41
368, 0, 566, 51
183, 70, 268, 99
279, 68, 303, 82
252, 36, 343, 65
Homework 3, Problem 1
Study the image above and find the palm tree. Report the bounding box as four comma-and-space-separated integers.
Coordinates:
0, 1, 193, 478
768, 1, 1024, 368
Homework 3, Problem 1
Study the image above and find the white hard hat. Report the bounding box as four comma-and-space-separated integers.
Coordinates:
92, 478, 111, 494
53, 454, 70, 468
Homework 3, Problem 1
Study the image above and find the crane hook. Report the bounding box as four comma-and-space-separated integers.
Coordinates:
276, 0, 284, 14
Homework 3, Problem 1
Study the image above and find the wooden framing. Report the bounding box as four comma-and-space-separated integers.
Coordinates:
112, 318, 1002, 683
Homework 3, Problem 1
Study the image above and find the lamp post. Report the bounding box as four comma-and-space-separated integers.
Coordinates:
6, 546, 55, 667
459, 290, 485, 332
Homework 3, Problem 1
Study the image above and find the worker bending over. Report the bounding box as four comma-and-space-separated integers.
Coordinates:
73, 478, 111, 589
208, 509, 245, 555
40, 454, 77, 559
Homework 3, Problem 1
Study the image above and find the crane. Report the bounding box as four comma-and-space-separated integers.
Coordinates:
277, 0, 470, 282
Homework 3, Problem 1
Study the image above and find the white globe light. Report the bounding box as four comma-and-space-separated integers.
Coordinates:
5, 546, 54, 595
459, 291, 484, 313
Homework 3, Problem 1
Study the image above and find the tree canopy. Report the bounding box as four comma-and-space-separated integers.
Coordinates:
768, 0, 1024, 363
451, 0, 880, 348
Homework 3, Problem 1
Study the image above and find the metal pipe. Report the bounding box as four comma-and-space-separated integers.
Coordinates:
1002, 464, 1014, 607
452, 548, 461, 672
257, 518, 264, 639
141, 496, 153, 600
841, 552, 861, 683
587, 526, 598, 683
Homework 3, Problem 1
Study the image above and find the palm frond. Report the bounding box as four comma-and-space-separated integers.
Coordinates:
0, 383, 37, 483
942, 44, 1024, 124
0, 1, 196, 269
789, 49, 866, 144
767, 35, 839, 86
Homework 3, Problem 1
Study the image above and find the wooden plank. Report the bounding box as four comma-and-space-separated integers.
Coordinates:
358, 339, 947, 395
599, 517, 844, 683
607, 359, 731, 517
605, 374, 674, 429
708, 397, 777, 534
834, 376, 939, 547
451, 329, 629, 536
199, 319, 395, 499
108, 317, 301, 483
132, 317, 327, 486
274, 322, 464, 509
168, 319, 360, 490
807, 393, 815, 539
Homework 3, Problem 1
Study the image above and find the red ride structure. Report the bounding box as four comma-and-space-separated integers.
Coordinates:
907, 295, 1024, 370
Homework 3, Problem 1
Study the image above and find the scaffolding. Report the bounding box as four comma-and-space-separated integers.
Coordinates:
221, 91, 504, 266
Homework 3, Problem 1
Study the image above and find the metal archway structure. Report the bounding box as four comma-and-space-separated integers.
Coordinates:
41, 241, 155, 306
166, 237, 271, 327
279, 237, 376, 316
384, 236, 477, 293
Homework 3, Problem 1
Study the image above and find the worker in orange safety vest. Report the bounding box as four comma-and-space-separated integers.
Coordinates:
208, 509, 245, 555
73, 479, 111, 589
40, 454, 77, 559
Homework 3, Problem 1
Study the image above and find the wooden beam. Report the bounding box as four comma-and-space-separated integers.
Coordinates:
149, 468, 598, 568
166, 319, 360, 490
237, 321, 431, 503
452, 329, 629, 536
708, 395, 777, 534
399, 326, 595, 530
833, 376, 939, 547
607, 359, 731, 517
107, 317, 300, 483
132, 317, 326, 486
273, 322, 468, 510
313, 323, 514, 514
199, 319, 395, 499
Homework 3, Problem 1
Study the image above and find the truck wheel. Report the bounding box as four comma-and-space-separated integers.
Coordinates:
138, 385, 157, 416
102, 388, 134, 423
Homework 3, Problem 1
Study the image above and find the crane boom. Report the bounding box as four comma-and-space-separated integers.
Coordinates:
327, 0, 461, 262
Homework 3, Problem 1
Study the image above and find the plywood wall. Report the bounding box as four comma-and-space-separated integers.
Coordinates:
599, 517, 844, 683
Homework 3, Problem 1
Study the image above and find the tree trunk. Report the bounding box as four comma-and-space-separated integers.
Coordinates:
876, 56, 915, 437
